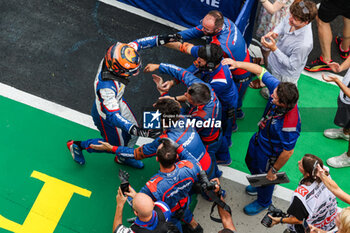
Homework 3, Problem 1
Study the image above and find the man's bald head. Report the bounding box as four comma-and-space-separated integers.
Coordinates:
201, 10, 224, 36
133, 193, 154, 219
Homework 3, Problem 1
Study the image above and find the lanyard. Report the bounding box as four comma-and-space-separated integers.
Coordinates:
257, 104, 284, 157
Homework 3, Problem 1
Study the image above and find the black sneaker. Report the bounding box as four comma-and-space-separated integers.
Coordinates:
335, 36, 350, 59
304, 56, 332, 72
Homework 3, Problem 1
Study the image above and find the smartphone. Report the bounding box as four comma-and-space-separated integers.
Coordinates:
120, 181, 129, 195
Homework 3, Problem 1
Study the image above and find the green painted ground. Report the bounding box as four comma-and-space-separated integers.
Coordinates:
0, 74, 348, 233
0, 97, 160, 233
230, 74, 350, 208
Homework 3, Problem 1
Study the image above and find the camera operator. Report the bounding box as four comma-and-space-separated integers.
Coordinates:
210, 178, 237, 233
102, 137, 204, 232
113, 186, 178, 233
264, 154, 337, 233
137, 138, 203, 233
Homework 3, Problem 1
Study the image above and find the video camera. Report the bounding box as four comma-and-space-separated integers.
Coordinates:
261, 204, 287, 228
119, 169, 130, 195
198, 170, 217, 192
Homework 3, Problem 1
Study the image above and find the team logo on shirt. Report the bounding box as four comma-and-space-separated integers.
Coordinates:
295, 186, 309, 197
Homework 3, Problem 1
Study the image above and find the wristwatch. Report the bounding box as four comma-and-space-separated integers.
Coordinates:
271, 166, 278, 174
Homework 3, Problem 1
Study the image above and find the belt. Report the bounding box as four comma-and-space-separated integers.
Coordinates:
202, 129, 222, 145
234, 76, 251, 83
202, 137, 219, 145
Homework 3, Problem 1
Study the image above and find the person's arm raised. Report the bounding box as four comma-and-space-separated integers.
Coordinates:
222, 58, 264, 76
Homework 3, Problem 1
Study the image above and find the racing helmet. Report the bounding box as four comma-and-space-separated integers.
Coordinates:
104, 43, 141, 77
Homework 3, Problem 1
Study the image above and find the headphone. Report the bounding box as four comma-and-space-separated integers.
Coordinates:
205, 44, 215, 72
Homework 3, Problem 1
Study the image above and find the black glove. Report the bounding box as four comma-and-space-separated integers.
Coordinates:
148, 128, 162, 139
157, 33, 183, 45
129, 125, 162, 139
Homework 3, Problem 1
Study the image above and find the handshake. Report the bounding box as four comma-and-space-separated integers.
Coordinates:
129, 125, 162, 139
157, 33, 183, 46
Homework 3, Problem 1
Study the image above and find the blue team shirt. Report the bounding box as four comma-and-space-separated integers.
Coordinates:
140, 146, 201, 212
187, 45, 238, 111
159, 63, 222, 143
133, 201, 172, 230
179, 17, 251, 79
113, 116, 213, 172
114, 201, 171, 233
256, 71, 301, 156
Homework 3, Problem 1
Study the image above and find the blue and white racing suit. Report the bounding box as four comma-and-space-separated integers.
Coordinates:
79, 36, 161, 153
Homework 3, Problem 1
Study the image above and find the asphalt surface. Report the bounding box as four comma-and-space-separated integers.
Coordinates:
0, 1, 346, 232
1, 0, 346, 122
1, 0, 193, 122
194, 176, 290, 233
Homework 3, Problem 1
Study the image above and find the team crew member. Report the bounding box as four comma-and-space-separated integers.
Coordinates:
187, 43, 238, 162
113, 187, 177, 233
222, 58, 301, 215
176, 10, 251, 119
66, 35, 178, 168
144, 63, 222, 178
139, 139, 203, 232
91, 98, 216, 180
163, 42, 237, 163
268, 154, 337, 233
109, 138, 203, 232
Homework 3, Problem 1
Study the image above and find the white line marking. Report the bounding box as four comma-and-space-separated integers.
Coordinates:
0, 83, 97, 130
302, 70, 344, 85
0, 81, 294, 201
0, 2, 326, 202
0, 83, 155, 147
98, 0, 187, 31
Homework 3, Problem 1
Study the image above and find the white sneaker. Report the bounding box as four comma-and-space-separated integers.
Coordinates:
327, 152, 350, 168
324, 128, 350, 141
